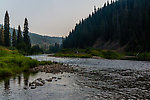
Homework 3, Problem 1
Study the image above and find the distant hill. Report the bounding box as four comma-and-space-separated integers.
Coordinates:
63, 0, 150, 52
29, 32, 62, 46
7, 26, 62, 48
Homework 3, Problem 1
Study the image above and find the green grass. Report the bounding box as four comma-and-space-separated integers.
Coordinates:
0, 46, 39, 78
137, 53, 150, 61
54, 48, 125, 59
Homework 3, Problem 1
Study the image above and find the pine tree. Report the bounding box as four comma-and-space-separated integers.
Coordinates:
17, 25, 22, 46
23, 18, 31, 52
0, 25, 4, 45
12, 28, 17, 47
4, 11, 10, 47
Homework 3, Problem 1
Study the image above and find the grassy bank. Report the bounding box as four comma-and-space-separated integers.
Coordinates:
54, 48, 125, 59
55, 48, 150, 61
0, 46, 54, 78
0, 46, 39, 78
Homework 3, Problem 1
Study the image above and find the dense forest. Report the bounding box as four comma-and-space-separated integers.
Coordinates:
63, 0, 150, 52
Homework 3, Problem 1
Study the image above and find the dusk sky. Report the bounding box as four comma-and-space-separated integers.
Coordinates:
0, 0, 109, 37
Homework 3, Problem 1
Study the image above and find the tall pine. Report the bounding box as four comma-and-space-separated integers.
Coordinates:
12, 28, 17, 47
23, 18, 31, 53
0, 25, 4, 46
4, 11, 10, 47
17, 25, 22, 49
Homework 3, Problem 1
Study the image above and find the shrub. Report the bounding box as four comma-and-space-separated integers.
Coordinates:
39, 61, 53, 65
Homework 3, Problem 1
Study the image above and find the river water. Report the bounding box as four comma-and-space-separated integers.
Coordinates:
0, 54, 150, 100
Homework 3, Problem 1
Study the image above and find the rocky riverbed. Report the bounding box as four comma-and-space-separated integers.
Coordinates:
28, 64, 77, 89
28, 63, 150, 99
29, 64, 75, 74
76, 68, 150, 99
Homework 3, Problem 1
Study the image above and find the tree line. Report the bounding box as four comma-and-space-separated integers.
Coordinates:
0, 11, 31, 54
63, 0, 150, 52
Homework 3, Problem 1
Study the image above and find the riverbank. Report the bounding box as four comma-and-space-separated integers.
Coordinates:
0, 46, 57, 79
54, 48, 124, 59
54, 48, 150, 61
0, 46, 39, 78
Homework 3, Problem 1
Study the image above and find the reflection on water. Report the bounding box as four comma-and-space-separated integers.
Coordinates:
23, 73, 29, 88
4, 79, 10, 91
18, 75, 21, 86
0, 72, 85, 100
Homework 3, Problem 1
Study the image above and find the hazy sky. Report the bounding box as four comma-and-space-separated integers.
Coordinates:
0, 0, 108, 37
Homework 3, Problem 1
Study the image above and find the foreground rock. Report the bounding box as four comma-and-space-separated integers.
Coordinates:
29, 78, 45, 89
29, 77, 63, 89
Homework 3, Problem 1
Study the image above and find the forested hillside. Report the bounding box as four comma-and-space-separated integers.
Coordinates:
63, 0, 150, 52
29, 33, 62, 47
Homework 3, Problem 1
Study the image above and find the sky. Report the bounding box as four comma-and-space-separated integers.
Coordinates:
0, 0, 108, 37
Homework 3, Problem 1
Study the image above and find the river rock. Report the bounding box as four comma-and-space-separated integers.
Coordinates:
57, 77, 62, 80
31, 86, 36, 89
34, 81, 44, 86
29, 78, 45, 89
46, 78, 52, 82
36, 78, 42, 81
24, 87, 28, 90
52, 77, 57, 79
30, 84, 36, 89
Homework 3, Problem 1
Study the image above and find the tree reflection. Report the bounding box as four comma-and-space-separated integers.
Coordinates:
4, 79, 10, 90
23, 73, 30, 89
18, 75, 21, 86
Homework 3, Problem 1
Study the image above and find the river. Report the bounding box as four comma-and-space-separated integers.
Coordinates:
0, 54, 150, 100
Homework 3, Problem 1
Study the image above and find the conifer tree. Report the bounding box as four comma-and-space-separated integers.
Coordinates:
4, 11, 10, 47
17, 25, 22, 46
0, 25, 4, 46
12, 28, 17, 47
23, 18, 31, 52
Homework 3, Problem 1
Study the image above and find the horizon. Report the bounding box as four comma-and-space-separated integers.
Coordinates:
0, 0, 109, 37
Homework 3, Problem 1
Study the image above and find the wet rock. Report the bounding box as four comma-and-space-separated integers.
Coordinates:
41, 80, 45, 84
52, 77, 57, 79
34, 81, 44, 86
31, 85, 36, 89
57, 77, 62, 80
45, 78, 52, 82
30, 83, 36, 89
24, 87, 28, 90
29, 78, 45, 89
36, 78, 42, 81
